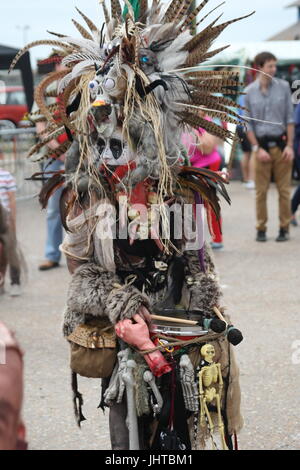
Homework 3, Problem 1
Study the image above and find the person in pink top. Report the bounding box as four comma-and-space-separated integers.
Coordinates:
182, 116, 224, 249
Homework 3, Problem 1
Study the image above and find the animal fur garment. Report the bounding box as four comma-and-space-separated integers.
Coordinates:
63, 262, 150, 334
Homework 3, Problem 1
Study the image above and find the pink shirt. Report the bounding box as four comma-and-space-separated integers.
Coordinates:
182, 124, 221, 169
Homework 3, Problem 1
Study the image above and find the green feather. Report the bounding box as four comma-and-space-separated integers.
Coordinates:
123, 0, 141, 21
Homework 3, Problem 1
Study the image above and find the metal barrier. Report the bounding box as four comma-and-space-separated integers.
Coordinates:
0, 127, 41, 200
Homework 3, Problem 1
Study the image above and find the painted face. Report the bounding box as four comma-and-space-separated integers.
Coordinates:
96, 132, 134, 167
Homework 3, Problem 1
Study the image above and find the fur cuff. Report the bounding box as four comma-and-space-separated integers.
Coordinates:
106, 287, 150, 324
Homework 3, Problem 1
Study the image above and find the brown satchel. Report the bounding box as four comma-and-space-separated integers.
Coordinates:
67, 318, 117, 378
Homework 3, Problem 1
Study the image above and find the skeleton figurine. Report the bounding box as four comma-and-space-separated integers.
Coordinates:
198, 344, 228, 451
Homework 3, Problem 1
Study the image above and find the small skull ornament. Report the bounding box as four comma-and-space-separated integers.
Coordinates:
200, 344, 215, 364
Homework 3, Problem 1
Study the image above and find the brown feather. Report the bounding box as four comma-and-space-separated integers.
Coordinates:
72, 19, 93, 40
9, 40, 74, 73
75, 7, 98, 32
100, 0, 111, 24
110, 0, 122, 20
47, 30, 67, 38
174, 0, 195, 23
138, 0, 148, 22
181, 0, 210, 29
185, 70, 238, 79
185, 44, 229, 67
184, 14, 223, 51
177, 175, 221, 220
27, 128, 66, 158
39, 173, 65, 209
178, 111, 235, 141
164, 0, 181, 23
34, 70, 69, 124
60, 187, 75, 232
42, 141, 71, 162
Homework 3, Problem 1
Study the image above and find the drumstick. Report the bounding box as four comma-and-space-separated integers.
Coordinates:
213, 306, 228, 324
150, 314, 198, 326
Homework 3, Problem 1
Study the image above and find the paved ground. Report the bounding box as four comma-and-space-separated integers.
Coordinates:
0, 181, 300, 450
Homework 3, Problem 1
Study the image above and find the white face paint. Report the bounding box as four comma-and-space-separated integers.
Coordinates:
99, 132, 134, 167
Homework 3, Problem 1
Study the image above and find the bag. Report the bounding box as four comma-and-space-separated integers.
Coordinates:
67, 318, 117, 378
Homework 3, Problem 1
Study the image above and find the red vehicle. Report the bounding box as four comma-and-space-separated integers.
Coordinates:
0, 86, 28, 128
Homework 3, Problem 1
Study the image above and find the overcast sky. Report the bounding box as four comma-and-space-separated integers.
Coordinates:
0, 0, 297, 68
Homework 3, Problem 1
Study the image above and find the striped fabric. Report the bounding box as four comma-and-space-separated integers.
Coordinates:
0, 169, 16, 212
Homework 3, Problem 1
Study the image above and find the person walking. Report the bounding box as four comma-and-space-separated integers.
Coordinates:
0, 168, 22, 296
244, 52, 295, 242
31, 54, 67, 271
182, 114, 224, 250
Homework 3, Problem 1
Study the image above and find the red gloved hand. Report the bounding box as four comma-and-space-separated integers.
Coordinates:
115, 313, 171, 377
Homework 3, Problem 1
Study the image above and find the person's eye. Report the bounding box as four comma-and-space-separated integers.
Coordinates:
103, 78, 115, 90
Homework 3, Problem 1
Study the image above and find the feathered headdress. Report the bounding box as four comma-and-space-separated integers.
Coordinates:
11, 0, 254, 224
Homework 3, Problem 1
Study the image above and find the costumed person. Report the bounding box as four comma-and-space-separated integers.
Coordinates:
182, 112, 224, 250
10, 0, 254, 450
31, 54, 69, 271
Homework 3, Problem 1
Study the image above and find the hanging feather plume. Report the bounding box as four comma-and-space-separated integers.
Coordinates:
72, 19, 94, 40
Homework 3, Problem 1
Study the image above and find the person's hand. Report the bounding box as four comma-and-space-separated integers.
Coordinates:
282, 145, 294, 162
115, 314, 153, 350
257, 147, 271, 162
